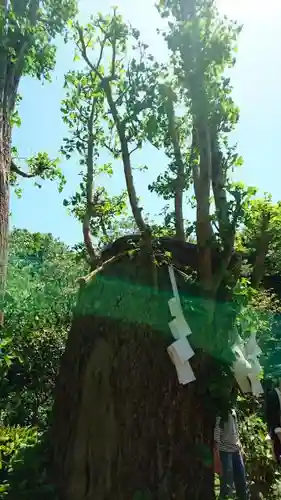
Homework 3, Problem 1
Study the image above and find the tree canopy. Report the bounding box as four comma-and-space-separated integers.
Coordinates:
0, 0, 77, 325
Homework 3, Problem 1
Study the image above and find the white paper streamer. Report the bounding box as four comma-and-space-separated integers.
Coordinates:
232, 332, 263, 396
168, 266, 181, 304
167, 266, 195, 385
170, 338, 195, 364
245, 333, 262, 360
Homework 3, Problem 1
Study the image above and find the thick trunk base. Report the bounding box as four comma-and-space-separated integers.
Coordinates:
51, 315, 217, 500
50, 241, 232, 500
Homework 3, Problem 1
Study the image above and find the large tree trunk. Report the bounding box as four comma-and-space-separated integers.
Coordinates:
50, 238, 233, 500
0, 109, 11, 326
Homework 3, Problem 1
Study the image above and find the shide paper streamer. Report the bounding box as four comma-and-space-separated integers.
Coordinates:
167, 266, 196, 385
166, 265, 263, 395
232, 333, 263, 396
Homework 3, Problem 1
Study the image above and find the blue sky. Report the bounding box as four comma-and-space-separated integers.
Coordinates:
11, 0, 281, 246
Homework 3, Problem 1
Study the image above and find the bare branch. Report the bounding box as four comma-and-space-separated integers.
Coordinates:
111, 41, 116, 79
114, 86, 129, 107
77, 252, 127, 287
129, 144, 140, 156
111, 14, 117, 79
102, 78, 148, 235
11, 160, 35, 178
103, 142, 120, 156
77, 26, 105, 80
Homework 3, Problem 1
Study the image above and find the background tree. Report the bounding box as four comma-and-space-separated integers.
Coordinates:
0, 0, 77, 325
0, 229, 85, 499
238, 196, 281, 284
60, 63, 130, 259
0, 229, 85, 427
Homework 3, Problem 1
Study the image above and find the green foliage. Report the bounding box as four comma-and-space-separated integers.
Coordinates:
234, 278, 276, 335
63, 181, 129, 247
0, 0, 77, 242
238, 405, 281, 499
10, 152, 66, 195
0, 229, 86, 426
27, 153, 65, 191
232, 276, 281, 383
60, 9, 166, 250
0, 328, 67, 427
0, 427, 55, 500
1, 0, 77, 93
0, 229, 84, 495
146, 1, 249, 245
0, 427, 38, 484
239, 196, 281, 275
157, 0, 241, 120
6, 229, 84, 330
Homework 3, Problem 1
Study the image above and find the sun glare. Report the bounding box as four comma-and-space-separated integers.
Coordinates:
217, 0, 281, 21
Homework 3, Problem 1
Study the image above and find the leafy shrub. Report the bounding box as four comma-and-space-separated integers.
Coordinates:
0, 230, 86, 427
238, 407, 281, 499
0, 427, 55, 500
0, 328, 67, 427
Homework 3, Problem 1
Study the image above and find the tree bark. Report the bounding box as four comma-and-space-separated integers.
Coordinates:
102, 79, 148, 236
178, 1, 213, 293
0, 0, 39, 325
192, 122, 213, 292
0, 109, 11, 326
82, 97, 97, 264
164, 89, 186, 242
50, 247, 222, 500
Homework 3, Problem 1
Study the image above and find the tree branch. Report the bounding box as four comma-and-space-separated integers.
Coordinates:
103, 77, 157, 289
192, 119, 213, 291
111, 31, 117, 79
83, 97, 97, 264
77, 26, 105, 80
211, 133, 230, 246
129, 144, 140, 156
102, 78, 148, 235
103, 142, 120, 156
10, 160, 35, 178
190, 127, 199, 198
177, 1, 214, 292
164, 89, 186, 242
210, 136, 243, 292
77, 23, 157, 286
